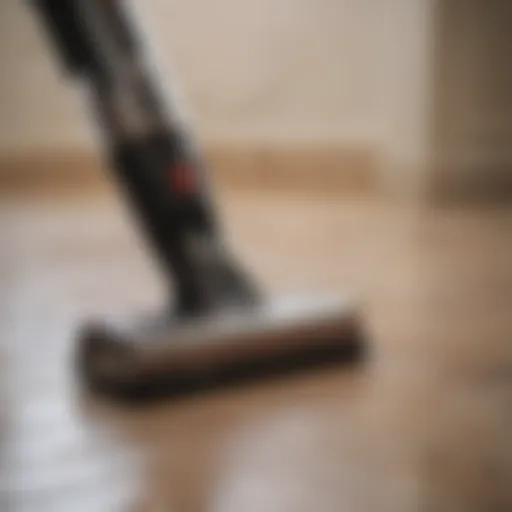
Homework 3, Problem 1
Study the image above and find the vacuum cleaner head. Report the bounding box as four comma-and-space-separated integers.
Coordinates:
78, 294, 365, 401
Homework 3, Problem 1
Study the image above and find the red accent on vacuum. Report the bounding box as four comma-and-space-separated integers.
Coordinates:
170, 164, 196, 194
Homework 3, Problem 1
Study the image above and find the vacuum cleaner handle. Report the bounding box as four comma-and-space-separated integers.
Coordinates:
32, 0, 259, 313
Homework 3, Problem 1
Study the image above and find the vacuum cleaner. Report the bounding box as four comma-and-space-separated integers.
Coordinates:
31, 0, 366, 400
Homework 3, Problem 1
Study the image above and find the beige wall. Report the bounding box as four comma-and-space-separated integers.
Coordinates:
0, 0, 384, 153
370, 0, 436, 200
4, 0, 506, 201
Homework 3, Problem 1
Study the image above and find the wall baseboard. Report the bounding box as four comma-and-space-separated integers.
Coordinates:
0, 145, 377, 197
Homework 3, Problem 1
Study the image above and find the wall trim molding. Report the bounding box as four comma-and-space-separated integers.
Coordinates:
0, 144, 377, 197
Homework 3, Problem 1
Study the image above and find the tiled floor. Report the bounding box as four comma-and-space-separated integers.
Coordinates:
1, 190, 511, 511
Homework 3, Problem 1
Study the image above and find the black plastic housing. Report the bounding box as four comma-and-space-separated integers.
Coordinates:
32, 0, 97, 75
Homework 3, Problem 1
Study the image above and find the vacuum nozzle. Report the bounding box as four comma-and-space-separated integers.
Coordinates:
78, 294, 365, 401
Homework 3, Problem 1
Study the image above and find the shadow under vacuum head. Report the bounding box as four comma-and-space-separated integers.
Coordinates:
78, 293, 365, 401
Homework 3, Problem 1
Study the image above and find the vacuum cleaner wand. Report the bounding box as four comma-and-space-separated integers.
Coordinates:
33, 0, 259, 315
31, 0, 365, 400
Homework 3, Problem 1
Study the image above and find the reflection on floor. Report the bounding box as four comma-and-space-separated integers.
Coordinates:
1, 190, 511, 512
